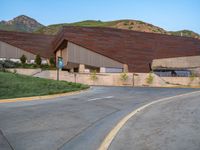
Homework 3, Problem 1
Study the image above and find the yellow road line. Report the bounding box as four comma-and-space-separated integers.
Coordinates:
98, 90, 200, 150
0, 88, 90, 104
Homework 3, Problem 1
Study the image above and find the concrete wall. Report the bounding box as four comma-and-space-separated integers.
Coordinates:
33, 70, 200, 87
191, 68, 200, 76
8, 68, 42, 76
8, 69, 200, 87
152, 55, 200, 69
161, 77, 200, 86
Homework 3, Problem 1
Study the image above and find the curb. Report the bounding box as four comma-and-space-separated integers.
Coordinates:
0, 88, 90, 104
98, 90, 200, 150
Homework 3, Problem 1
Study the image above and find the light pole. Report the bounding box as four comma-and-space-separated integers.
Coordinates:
57, 56, 63, 81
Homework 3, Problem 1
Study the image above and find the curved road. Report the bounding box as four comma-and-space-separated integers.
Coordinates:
110, 90, 200, 150
0, 86, 199, 150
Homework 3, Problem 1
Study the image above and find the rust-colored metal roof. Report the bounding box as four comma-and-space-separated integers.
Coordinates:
53, 26, 200, 72
1, 27, 200, 72
0, 30, 55, 58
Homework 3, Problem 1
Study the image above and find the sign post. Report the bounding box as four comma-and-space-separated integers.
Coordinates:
57, 57, 64, 81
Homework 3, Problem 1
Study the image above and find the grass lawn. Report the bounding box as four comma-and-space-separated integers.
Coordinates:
0, 72, 89, 99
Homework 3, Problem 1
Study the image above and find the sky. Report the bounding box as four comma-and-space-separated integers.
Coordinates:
1, 0, 200, 33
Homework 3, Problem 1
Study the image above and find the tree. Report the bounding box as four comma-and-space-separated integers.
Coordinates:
20, 55, 27, 64
120, 73, 129, 82
90, 70, 98, 83
146, 72, 154, 84
49, 56, 55, 67
35, 54, 41, 66
120, 73, 129, 85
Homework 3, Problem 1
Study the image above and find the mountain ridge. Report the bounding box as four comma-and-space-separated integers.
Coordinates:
0, 15, 199, 39
0, 15, 44, 32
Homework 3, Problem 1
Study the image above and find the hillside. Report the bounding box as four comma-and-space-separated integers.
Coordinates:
0, 15, 199, 39
35, 20, 168, 35
0, 15, 44, 32
169, 30, 200, 39
35, 20, 200, 39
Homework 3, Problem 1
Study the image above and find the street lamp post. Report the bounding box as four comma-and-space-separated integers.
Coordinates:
57, 56, 63, 81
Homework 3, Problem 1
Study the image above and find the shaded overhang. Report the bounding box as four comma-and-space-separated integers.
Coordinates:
152, 55, 200, 70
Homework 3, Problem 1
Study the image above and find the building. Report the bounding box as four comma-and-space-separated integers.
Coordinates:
53, 27, 200, 73
0, 30, 55, 63
0, 27, 200, 73
152, 56, 200, 76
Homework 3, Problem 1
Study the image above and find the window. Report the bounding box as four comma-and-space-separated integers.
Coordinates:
105, 68, 123, 73
10, 58, 20, 63
41, 60, 47, 64
30, 60, 35, 64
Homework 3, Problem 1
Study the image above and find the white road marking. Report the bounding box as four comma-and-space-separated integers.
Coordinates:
88, 96, 114, 102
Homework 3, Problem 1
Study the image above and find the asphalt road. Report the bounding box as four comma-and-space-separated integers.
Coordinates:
110, 89, 200, 150
0, 86, 199, 150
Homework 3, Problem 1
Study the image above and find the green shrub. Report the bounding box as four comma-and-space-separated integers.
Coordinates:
0, 60, 54, 70
90, 70, 98, 81
138, 21, 145, 24
41, 64, 50, 70
189, 71, 195, 81
0, 62, 5, 71
50, 56, 55, 67
120, 73, 129, 82
35, 55, 42, 66
74, 83, 82, 88
129, 26, 133, 30
0, 60, 18, 68
20, 55, 27, 64
146, 73, 154, 84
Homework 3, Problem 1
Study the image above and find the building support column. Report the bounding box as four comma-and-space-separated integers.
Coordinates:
79, 64, 85, 73
70, 68, 74, 73
123, 64, 129, 73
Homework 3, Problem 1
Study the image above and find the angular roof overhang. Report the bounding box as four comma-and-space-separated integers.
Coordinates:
0, 30, 55, 58
52, 26, 200, 72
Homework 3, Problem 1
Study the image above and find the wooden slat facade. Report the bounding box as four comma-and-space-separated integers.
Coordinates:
0, 41, 36, 60
65, 42, 123, 68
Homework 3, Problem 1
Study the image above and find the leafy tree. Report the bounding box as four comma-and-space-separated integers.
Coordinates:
35, 54, 41, 66
49, 56, 55, 67
20, 55, 27, 64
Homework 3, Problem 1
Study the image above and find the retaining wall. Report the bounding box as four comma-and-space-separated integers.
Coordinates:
8, 68, 42, 76
7, 69, 200, 87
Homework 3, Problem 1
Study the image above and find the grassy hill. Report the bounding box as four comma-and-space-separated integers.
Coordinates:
35, 20, 168, 35
1, 15, 199, 39
34, 20, 200, 39
169, 30, 200, 39
0, 71, 88, 99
